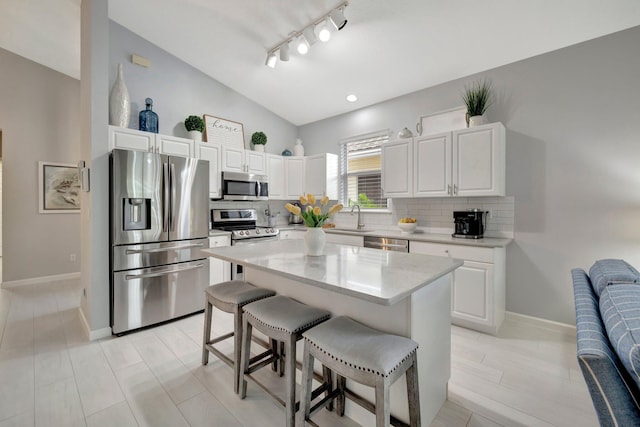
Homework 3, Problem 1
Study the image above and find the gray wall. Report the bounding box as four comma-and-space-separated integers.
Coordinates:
0, 47, 81, 283
299, 26, 640, 325
109, 21, 297, 154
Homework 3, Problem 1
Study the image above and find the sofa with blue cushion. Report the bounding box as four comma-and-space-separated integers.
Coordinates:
572, 259, 640, 426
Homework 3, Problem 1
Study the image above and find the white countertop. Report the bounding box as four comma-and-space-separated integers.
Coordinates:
279, 225, 512, 248
202, 240, 463, 306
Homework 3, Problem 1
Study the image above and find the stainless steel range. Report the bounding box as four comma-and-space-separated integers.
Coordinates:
211, 208, 279, 280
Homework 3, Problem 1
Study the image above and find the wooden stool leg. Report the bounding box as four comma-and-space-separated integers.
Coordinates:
299, 339, 315, 427
375, 376, 391, 427
322, 365, 333, 412
239, 314, 252, 399
233, 305, 243, 394
406, 354, 421, 427
271, 338, 278, 372
336, 375, 346, 416
202, 300, 213, 365
285, 338, 297, 427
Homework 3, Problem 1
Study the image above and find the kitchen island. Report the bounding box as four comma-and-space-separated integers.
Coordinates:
202, 240, 463, 426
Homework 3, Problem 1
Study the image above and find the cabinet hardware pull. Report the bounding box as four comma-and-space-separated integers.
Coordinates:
447, 185, 452, 195
125, 262, 205, 280
453, 184, 458, 195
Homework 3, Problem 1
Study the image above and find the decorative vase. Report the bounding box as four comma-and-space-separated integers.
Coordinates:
254, 144, 265, 152
109, 63, 130, 127
293, 138, 305, 156
188, 130, 202, 142
468, 115, 486, 127
139, 98, 159, 133
304, 228, 326, 256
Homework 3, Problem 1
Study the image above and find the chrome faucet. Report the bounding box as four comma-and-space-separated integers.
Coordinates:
350, 204, 365, 229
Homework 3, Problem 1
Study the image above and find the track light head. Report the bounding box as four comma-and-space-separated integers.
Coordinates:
317, 18, 332, 42
279, 42, 290, 61
329, 8, 347, 30
296, 35, 309, 55
302, 27, 317, 47
265, 52, 277, 68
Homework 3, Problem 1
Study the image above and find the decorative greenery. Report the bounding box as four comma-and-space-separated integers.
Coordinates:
461, 79, 493, 117
184, 115, 204, 132
285, 194, 343, 228
348, 193, 377, 208
251, 131, 267, 146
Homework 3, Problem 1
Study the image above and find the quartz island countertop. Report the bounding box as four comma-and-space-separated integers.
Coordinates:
202, 239, 463, 305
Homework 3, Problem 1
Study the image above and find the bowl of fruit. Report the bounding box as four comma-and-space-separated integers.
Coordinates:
398, 217, 417, 233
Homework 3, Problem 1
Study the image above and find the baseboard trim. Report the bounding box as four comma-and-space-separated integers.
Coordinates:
505, 311, 575, 336
78, 307, 112, 341
1, 272, 81, 289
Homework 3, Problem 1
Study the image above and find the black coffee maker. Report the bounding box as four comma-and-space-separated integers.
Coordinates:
453, 209, 488, 239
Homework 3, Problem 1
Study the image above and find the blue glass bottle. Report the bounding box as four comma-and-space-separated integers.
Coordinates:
139, 98, 158, 133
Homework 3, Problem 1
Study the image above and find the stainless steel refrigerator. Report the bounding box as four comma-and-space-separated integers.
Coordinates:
110, 149, 210, 334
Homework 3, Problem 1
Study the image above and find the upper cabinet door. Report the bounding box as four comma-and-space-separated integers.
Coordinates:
108, 126, 154, 152
304, 154, 338, 200
221, 145, 245, 172
266, 154, 285, 199
156, 134, 194, 157
197, 142, 222, 198
245, 151, 266, 175
413, 132, 452, 197
381, 139, 412, 197
452, 123, 505, 197
285, 157, 305, 199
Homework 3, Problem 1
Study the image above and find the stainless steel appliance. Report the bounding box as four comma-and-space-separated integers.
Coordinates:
211, 208, 279, 280
222, 171, 268, 201
452, 209, 488, 239
363, 236, 409, 252
110, 149, 210, 335
288, 202, 304, 224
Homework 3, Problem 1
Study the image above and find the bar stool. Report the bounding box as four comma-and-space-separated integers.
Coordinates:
240, 295, 332, 427
202, 280, 276, 394
298, 316, 421, 427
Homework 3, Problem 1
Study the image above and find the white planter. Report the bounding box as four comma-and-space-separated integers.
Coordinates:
468, 115, 487, 127
109, 63, 130, 127
188, 130, 202, 142
253, 144, 265, 152
304, 228, 326, 256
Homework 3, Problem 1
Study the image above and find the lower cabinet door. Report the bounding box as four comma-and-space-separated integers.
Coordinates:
452, 260, 493, 326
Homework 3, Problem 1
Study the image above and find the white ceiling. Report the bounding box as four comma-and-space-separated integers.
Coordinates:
2, 0, 640, 125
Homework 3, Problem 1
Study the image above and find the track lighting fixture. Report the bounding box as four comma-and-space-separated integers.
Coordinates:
264, 1, 348, 68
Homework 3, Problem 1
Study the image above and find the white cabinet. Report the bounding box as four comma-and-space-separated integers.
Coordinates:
285, 157, 306, 199
197, 142, 223, 199
382, 123, 505, 198
381, 139, 413, 197
410, 241, 505, 334
108, 126, 194, 157
305, 154, 339, 200
221, 146, 266, 174
209, 235, 231, 286
279, 229, 305, 240
325, 233, 364, 247
266, 154, 285, 199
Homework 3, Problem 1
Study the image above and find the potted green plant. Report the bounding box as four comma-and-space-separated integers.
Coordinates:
185, 115, 205, 141
461, 79, 493, 127
251, 131, 267, 152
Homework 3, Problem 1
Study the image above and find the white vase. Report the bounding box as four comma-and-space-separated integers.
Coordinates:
253, 144, 265, 152
188, 130, 202, 142
293, 138, 305, 156
304, 228, 326, 256
468, 115, 487, 127
109, 63, 130, 128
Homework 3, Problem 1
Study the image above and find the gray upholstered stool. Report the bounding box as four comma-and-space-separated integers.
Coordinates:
240, 295, 331, 427
202, 280, 276, 394
299, 316, 420, 427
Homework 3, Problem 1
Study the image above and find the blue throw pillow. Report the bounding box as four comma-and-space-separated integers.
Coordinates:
589, 259, 640, 297
600, 284, 640, 390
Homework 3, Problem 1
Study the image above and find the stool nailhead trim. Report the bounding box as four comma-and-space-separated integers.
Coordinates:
246, 312, 331, 334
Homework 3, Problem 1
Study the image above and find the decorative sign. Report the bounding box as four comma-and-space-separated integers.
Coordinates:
38, 161, 81, 213
203, 114, 245, 148
416, 106, 467, 136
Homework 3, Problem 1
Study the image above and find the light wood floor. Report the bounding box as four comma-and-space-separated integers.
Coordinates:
0, 277, 598, 427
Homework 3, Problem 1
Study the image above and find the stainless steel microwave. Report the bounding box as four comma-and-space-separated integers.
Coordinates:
222, 171, 269, 201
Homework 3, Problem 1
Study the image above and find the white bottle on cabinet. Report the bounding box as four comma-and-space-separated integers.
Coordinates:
293, 138, 305, 156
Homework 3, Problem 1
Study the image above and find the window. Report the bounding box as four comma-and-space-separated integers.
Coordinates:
339, 130, 389, 209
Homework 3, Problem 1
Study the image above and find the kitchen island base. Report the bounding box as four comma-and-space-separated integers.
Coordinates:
244, 267, 451, 427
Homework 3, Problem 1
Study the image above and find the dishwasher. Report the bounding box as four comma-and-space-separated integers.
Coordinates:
363, 236, 409, 252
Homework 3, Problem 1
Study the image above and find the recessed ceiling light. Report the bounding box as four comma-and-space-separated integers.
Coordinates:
346, 94, 358, 102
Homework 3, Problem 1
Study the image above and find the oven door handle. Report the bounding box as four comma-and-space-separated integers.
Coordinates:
124, 243, 205, 255
124, 262, 205, 280
255, 181, 261, 198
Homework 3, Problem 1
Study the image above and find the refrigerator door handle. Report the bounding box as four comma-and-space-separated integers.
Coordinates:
163, 162, 170, 232
124, 262, 206, 280
170, 162, 177, 232
124, 242, 206, 255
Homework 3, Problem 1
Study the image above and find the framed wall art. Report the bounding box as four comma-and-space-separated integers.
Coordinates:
203, 114, 245, 148
38, 161, 81, 213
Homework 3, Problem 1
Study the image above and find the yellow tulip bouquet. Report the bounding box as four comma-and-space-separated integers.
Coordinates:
285, 194, 343, 228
